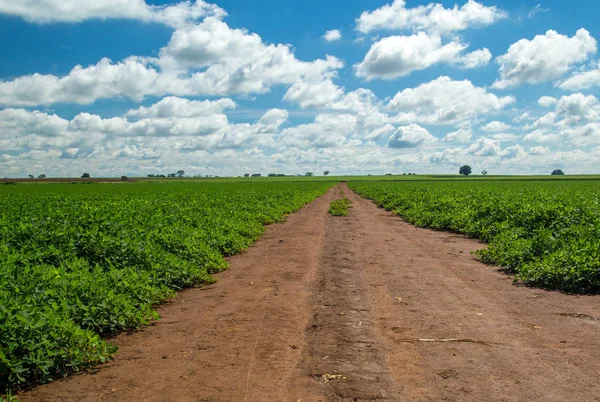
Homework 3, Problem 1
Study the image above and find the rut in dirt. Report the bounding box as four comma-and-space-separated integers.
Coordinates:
287, 186, 402, 401
20, 184, 600, 402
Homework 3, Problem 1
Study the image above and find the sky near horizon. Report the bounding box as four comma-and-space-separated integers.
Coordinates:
1, 0, 599, 177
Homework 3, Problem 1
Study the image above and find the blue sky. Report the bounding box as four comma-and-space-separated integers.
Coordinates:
0, 0, 599, 177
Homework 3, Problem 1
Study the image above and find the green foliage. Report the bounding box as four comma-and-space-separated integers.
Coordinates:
349, 180, 600, 293
329, 198, 351, 216
0, 181, 332, 392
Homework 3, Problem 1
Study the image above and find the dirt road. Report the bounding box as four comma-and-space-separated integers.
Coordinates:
22, 184, 600, 401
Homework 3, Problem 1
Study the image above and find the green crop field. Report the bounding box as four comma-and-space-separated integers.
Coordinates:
0, 181, 333, 392
349, 180, 600, 294
3, 175, 600, 397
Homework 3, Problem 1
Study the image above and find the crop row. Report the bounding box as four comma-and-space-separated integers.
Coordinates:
0, 181, 332, 392
349, 180, 600, 293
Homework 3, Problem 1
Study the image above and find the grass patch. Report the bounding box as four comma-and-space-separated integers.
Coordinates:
329, 198, 351, 216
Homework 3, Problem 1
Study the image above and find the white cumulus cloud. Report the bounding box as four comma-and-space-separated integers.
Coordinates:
522, 93, 600, 146
0, 108, 68, 139
0, 98, 295, 162
278, 114, 358, 148
323, 29, 342, 42
466, 136, 500, 156
125, 97, 237, 118
388, 76, 515, 124
559, 62, 600, 91
0, 18, 344, 106
443, 122, 473, 143
354, 32, 490, 80
459, 48, 493, 68
283, 79, 345, 109
490, 133, 518, 142
555, 93, 600, 124
0, 57, 163, 106
538, 96, 558, 108
356, 0, 507, 35
529, 146, 551, 155
0, 0, 226, 28
493, 28, 597, 89
560, 122, 600, 147
387, 124, 437, 148
481, 121, 512, 132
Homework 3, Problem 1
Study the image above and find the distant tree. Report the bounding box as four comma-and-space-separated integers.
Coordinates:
251, 173, 261, 177
402, 173, 407, 176
324, 171, 330, 176
459, 165, 472, 176
244, 173, 250, 178
121, 176, 128, 182
38, 174, 46, 179
305, 172, 313, 177
176, 170, 185, 178
168, 173, 176, 178
28, 174, 33, 179
481, 170, 488, 176
551, 169, 565, 176
81, 173, 91, 178
268, 173, 277, 177
385, 173, 392, 176
147, 174, 155, 178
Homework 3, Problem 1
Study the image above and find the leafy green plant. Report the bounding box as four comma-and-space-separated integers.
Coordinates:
329, 198, 351, 216
1, 390, 18, 402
